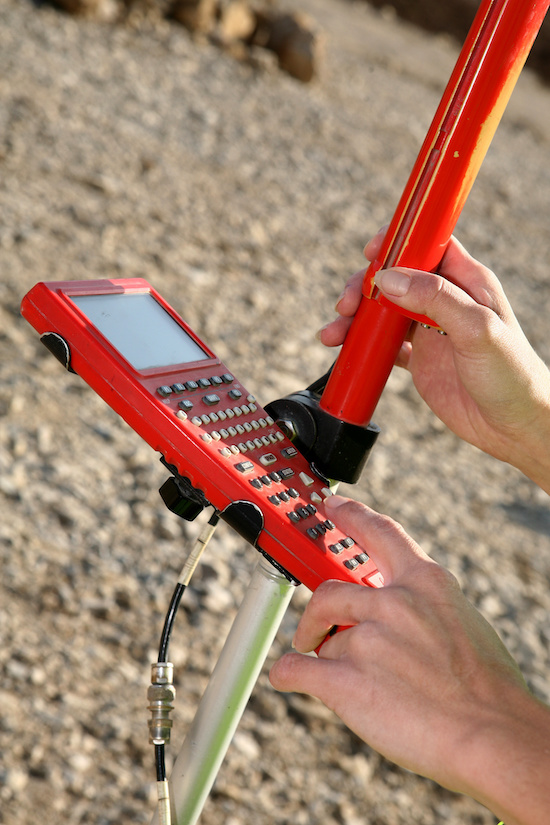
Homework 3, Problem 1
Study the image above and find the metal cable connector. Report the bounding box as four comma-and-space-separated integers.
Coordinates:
148, 662, 176, 745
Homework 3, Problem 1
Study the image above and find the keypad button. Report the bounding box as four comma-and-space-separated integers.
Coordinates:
260, 476, 272, 487
306, 527, 319, 539
324, 520, 335, 531
342, 537, 355, 549
191, 416, 202, 426
249, 478, 263, 489
281, 447, 298, 458
288, 512, 301, 524
297, 507, 310, 520
260, 453, 277, 466
171, 383, 186, 394
299, 472, 315, 487
279, 468, 294, 480
228, 388, 242, 400
220, 447, 232, 457
288, 488, 299, 498
217, 410, 227, 421
201, 415, 211, 425
178, 399, 194, 412
355, 553, 370, 564
344, 559, 359, 571
157, 385, 173, 397
198, 378, 211, 388
235, 461, 254, 474
278, 491, 290, 502
268, 495, 280, 506
221, 374, 234, 383
329, 543, 344, 555
305, 504, 317, 516
203, 394, 221, 406
185, 381, 198, 391
211, 376, 223, 386
176, 410, 187, 420
269, 471, 281, 483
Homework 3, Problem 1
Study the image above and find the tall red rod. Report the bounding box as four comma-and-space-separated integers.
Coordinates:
320, 0, 549, 427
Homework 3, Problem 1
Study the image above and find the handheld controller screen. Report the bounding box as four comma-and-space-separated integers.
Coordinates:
21, 279, 383, 592
70, 293, 210, 370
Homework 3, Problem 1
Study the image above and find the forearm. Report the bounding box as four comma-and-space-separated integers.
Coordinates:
455, 690, 550, 825
507, 374, 550, 495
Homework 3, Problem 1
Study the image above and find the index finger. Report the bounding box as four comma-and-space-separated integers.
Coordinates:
323, 496, 429, 582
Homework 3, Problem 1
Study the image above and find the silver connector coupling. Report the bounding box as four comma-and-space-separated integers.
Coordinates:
148, 662, 176, 745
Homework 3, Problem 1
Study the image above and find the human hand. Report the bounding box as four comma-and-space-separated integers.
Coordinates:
270, 496, 550, 825
318, 232, 550, 492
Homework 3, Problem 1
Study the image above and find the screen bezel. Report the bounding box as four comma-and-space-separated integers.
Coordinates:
56, 280, 219, 378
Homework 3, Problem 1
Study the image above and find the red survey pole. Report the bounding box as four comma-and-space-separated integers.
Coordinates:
320, 0, 549, 427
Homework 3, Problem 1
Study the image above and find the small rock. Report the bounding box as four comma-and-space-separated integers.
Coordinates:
170, 0, 217, 33
253, 11, 323, 82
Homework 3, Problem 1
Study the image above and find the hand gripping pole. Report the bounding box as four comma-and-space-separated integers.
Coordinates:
320, 0, 549, 428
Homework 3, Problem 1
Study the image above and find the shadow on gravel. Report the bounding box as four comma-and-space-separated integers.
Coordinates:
502, 501, 550, 538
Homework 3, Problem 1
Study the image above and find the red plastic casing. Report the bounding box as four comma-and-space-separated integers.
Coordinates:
21, 279, 384, 593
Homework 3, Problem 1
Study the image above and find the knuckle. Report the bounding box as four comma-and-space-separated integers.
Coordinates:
461, 304, 503, 349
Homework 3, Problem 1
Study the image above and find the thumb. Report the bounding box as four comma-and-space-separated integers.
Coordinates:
373, 266, 495, 342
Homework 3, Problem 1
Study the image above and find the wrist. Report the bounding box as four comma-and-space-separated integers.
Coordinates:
508, 387, 550, 495
452, 688, 550, 825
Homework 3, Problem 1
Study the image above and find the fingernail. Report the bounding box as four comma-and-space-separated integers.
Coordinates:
315, 324, 329, 341
334, 288, 346, 310
373, 268, 411, 297
324, 494, 347, 510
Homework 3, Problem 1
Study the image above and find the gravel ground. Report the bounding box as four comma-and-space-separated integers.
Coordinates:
1, 1, 549, 824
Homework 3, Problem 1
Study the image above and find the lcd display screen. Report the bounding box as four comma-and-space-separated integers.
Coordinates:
71, 292, 210, 370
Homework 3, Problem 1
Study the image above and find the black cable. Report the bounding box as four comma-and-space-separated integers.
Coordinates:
153, 510, 220, 786
158, 582, 186, 664
155, 743, 166, 783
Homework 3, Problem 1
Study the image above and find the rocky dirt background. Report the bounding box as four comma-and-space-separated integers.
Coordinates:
1, 1, 550, 824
